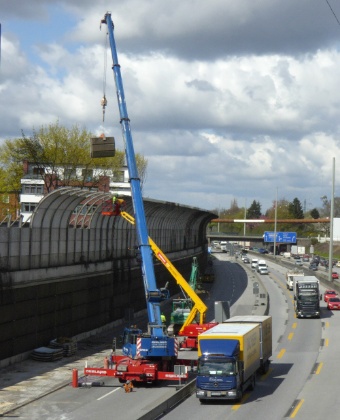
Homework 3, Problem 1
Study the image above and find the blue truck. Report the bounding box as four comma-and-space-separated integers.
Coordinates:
196, 316, 272, 402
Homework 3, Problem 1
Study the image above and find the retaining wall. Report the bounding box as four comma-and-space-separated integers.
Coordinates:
0, 191, 215, 360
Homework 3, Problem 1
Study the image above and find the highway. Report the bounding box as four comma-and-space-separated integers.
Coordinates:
163, 256, 336, 420
5, 254, 339, 419
3, 254, 252, 420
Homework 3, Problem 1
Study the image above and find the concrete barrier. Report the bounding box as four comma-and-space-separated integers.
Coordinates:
137, 379, 196, 420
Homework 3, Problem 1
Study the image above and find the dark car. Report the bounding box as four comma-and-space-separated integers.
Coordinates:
243, 257, 250, 264
309, 264, 318, 271
259, 248, 268, 254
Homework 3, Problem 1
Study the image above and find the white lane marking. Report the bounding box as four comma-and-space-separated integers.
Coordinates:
97, 387, 121, 400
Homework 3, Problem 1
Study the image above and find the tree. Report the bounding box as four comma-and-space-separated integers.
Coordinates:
246, 200, 261, 219
310, 208, 320, 219
0, 121, 148, 194
288, 198, 304, 219
320, 196, 340, 218
229, 198, 239, 214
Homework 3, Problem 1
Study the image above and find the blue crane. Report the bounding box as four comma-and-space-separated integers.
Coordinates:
102, 12, 176, 359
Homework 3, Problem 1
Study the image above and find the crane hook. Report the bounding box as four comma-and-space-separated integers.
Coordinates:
101, 95, 108, 122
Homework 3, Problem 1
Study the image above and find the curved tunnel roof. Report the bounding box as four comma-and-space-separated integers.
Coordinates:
30, 188, 216, 231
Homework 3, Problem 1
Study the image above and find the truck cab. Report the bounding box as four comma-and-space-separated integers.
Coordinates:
294, 276, 321, 318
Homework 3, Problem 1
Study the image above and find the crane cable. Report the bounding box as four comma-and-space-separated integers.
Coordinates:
101, 28, 108, 124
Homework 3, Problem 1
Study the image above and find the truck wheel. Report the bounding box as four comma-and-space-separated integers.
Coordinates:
263, 360, 270, 374
249, 375, 256, 391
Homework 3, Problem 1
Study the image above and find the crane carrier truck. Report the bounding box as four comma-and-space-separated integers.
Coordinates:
196, 316, 272, 402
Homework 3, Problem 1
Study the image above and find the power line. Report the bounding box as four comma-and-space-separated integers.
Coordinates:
325, 0, 340, 26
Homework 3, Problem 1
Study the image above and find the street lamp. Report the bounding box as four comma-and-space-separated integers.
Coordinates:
273, 188, 278, 258
328, 158, 335, 282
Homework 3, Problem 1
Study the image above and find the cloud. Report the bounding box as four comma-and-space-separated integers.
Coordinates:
1, 0, 340, 213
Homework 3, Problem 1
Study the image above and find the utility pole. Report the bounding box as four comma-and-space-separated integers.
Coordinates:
328, 158, 335, 282
273, 188, 278, 258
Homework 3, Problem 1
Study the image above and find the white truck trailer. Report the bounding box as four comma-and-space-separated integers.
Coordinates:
286, 269, 304, 291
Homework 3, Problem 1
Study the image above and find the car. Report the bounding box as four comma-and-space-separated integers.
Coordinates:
327, 297, 340, 310
243, 257, 250, 263
309, 264, 318, 271
258, 248, 268, 254
332, 272, 339, 279
324, 290, 338, 302
295, 259, 303, 266
336, 261, 340, 267
258, 267, 269, 275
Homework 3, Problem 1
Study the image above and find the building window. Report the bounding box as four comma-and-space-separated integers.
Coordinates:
21, 203, 36, 212
23, 185, 44, 194
33, 167, 45, 175
64, 168, 76, 179
82, 169, 93, 182
2, 194, 9, 203
111, 171, 124, 182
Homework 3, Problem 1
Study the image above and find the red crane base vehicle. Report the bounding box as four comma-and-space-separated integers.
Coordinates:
84, 355, 190, 384
179, 323, 218, 349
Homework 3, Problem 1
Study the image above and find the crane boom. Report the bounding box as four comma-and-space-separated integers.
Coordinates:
102, 13, 166, 338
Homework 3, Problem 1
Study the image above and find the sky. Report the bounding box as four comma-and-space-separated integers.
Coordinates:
2, 0, 340, 214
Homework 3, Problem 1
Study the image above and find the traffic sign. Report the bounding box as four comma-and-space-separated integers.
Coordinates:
263, 231, 296, 243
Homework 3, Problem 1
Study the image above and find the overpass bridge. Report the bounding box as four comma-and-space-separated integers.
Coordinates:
207, 217, 329, 250
206, 233, 308, 253
211, 218, 330, 224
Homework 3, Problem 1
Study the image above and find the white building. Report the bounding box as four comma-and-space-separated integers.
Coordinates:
20, 162, 131, 223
